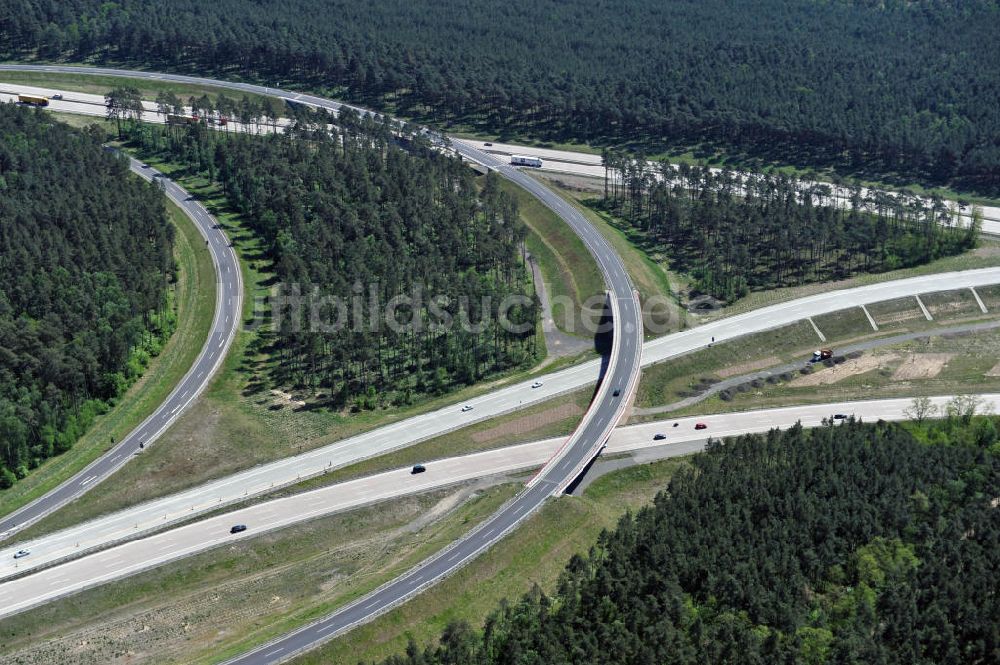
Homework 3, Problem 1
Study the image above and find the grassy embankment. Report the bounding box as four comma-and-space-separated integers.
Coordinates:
0, 198, 216, 522
499, 178, 604, 338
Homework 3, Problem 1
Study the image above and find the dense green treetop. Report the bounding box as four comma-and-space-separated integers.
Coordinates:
0, 102, 174, 487
371, 417, 999, 664
126, 105, 538, 410
4, 0, 1000, 191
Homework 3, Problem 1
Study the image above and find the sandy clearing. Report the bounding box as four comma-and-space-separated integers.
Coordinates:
876, 309, 925, 325
789, 353, 898, 387
891, 353, 954, 380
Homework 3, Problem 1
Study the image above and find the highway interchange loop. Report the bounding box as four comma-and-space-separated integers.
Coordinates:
0, 65, 998, 664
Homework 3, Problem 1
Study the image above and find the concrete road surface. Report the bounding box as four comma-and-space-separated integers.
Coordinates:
3, 266, 1000, 580
2, 393, 991, 622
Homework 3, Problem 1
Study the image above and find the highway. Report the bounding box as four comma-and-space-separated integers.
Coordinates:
3, 393, 995, 621
0, 82, 286, 134
455, 138, 1000, 232
0, 65, 997, 664
5, 267, 999, 581
0, 155, 243, 540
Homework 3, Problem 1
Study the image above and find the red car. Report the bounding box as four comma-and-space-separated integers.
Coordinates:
694, 422, 708, 430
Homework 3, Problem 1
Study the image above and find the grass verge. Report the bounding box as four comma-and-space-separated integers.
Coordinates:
499, 178, 603, 336
672, 325, 1000, 416
532, 174, 684, 335
634, 289, 1000, 417
0, 198, 216, 522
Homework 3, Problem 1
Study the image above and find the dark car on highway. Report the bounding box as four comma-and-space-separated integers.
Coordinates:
833, 413, 848, 420
411, 464, 427, 474
653, 433, 666, 441
230, 524, 247, 534
694, 422, 708, 430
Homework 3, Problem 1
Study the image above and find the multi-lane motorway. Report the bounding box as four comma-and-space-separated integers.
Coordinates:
5, 266, 1000, 582
4, 393, 997, 622
454, 138, 1000, 233
0, 155, 243, 539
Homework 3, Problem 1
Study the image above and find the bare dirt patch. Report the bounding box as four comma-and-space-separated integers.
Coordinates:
717, 356, 781, 378
270, 388, 305, 407
891, 353, 953, 380
789, 353, 899, 387
472, 403, 582, 444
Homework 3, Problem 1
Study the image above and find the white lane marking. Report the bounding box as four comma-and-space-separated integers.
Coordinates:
915, 294, 933, 321
80, 476, 97, 486
264, 648, 284, 657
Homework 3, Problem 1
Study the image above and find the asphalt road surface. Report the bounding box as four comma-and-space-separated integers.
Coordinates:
0, 156, 242, 539
0, 82, 288, 134
0, 65, 648, 664
1, 83, 996, 562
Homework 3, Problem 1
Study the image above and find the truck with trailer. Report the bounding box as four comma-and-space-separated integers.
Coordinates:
17, 94, 48, 107
510, 154, 543, 168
